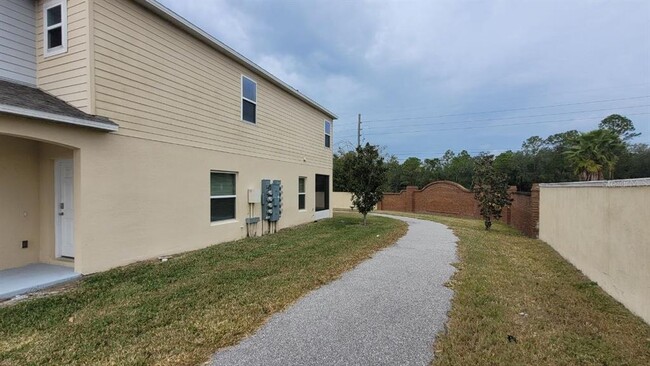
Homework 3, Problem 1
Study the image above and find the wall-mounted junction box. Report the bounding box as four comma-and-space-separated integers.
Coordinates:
245, 217, 260, 224
248, 188, 261, 203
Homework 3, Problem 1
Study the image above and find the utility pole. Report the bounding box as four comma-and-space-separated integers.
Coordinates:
357, 113, 362, 148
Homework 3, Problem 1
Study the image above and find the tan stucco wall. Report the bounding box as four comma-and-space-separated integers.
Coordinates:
332, 192, 353, 210
0, 135, 75, 271
38, 143, 74, 268
1, 115, 332, 274
539, 182, 650, 324
0, 135, 40, 270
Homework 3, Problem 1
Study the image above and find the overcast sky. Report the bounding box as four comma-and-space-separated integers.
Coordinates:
160, 0, 650, 160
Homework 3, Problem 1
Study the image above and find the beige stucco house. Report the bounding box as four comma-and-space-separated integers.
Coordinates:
0, 0, 337, 275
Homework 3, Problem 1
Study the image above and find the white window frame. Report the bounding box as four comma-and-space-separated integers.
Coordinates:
241, 75, 257, 124
210, 171, 237, 223
43, 0, 68, 58
324, 120, 332, 148
298, 176, 306, 211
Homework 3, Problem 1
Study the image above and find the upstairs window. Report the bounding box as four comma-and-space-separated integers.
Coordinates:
242, 76, 257, 123
324, 120, 331, 148
44, 0, 67, 57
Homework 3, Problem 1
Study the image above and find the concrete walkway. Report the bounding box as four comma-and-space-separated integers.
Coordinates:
0, 263, 79, 300
211, 214, 458, 366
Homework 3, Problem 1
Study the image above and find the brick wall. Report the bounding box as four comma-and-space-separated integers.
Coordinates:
378, 181, 539, 237
379, 181, 479, 217
504, 184, 539, 237
414, 181, 480, 217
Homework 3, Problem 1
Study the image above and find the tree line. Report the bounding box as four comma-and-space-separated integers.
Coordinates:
334, 114, 649, 192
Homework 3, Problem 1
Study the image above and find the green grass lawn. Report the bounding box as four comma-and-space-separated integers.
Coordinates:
0, 213, 406, 366
383, 211, 650, 366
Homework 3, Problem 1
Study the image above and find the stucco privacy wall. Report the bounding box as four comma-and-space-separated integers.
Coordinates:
539, 179, 650, 324
1, 115, 331, 274
332, 192, 354, 210
92, 0, 332, 169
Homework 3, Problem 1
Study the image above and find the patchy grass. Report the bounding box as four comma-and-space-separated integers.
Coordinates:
0, 213, 406, 365
382, 211, 650, 366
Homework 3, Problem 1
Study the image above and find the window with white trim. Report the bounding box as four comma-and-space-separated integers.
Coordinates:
210, 172, 236, 222
324, 120, 331, 148
298, 177, 306, 210
43, 0, 67, 57
241, 76, 257, 123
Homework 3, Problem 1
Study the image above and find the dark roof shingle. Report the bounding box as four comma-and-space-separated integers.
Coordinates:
0, 79, 117, 131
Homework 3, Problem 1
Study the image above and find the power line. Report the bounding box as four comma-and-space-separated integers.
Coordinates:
336, 111, 650, 138
334, 83, 650, 118
337, 104, 650, 133
356, 95, 650, 124
389, 148, 519, 156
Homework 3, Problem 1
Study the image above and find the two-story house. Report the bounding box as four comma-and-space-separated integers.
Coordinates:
0, 0, 337, 277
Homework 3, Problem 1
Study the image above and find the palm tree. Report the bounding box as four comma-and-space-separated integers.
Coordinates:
566, 129, 624, 181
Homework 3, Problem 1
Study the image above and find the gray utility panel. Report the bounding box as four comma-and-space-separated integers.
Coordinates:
261, 179, 283, 222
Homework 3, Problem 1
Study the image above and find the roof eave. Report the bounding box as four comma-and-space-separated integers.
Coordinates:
132, 0, 338, 120
0, 104, 119, 132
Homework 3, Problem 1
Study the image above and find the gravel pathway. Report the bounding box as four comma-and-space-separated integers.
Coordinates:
210, 214, 458, 366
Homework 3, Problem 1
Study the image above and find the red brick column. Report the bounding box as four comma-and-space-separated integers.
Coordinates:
506, 186, 517, 224
405, 186, 418, 212
530, 184, 540, 238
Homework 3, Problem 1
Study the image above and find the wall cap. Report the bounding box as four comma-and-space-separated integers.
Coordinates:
539, 178, 650, 188
420, 180, 472, 193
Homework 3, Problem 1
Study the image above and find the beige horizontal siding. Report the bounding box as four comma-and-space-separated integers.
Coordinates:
93, 0, 332, 168
36, 0, 90, 113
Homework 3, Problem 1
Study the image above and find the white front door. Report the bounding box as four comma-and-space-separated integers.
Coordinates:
55, 159, 75, 258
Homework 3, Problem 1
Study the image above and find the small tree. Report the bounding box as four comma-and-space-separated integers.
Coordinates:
472, 154, 511, 230
349, 143, 387, 225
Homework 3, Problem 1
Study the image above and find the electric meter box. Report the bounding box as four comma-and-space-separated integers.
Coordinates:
261, 179, 283, 222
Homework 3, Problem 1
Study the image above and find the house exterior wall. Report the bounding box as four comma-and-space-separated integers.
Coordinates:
2, 0, 334, 274
539, 180, 650, 324
0, 0, 37, 85
1, 114, 331, 274
38, 143, 74, 268
0, 134, 75, 271
36, 0, 92, 113
0, 135, 40, 270
92, 0, 333, 169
